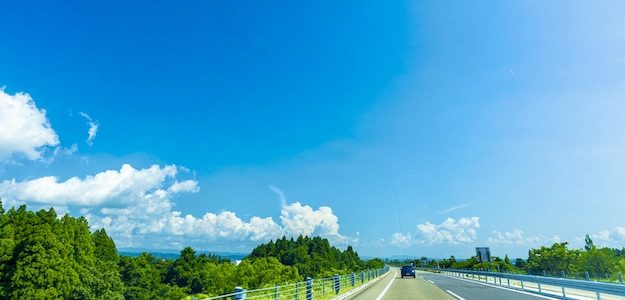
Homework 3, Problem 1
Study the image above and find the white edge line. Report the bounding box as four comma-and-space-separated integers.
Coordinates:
427, 279, 435, 284
334, 269, 393, 300
446, 290, 466, 300
374, 270, 396, 300
435, 273, 560, 300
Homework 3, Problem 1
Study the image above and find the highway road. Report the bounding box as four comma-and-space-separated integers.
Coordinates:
346, 269, 561, 300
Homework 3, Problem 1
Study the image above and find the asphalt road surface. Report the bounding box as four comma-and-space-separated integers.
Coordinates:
346, 269, 561, 300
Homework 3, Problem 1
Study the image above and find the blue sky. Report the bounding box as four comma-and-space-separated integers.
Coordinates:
1, 1, 624, 258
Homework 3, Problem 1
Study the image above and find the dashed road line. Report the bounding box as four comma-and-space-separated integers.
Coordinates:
427, 279, 435, 284
435, 273, 560, 300
446, 290, 466, 300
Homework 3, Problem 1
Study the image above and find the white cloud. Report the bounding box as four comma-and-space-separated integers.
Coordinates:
391, 232, 412, 248
79, 112, 98, 146
440, 203, 471, 214
389, 217, 480, 247
0, 170, 351, 249
144, 211, 282, 242
0, 164, 181, 207
487, 229, 559, 246
269, 185, 287, 207
280, 201, 347, 243
168, 180, 200, 193
415, 217, 480, 244
591, 227, 625, 248
0, 88, 59, 161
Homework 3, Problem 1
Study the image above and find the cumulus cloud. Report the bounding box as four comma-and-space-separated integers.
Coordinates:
389, 217, 480, 247
591, 227, 625, 247
270, 185, 352, 245
168, 180, 200, 193
0, 164, 181, 207
79, 112, 98, 146
488, 229, 559, 246
391, 232, 412, 248
0, 169, 350, 248
0, 88, 59, 161
415, 217, 480, 244
280, 202, 347, 243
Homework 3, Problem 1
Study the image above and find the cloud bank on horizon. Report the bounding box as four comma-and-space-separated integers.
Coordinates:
1, 88, 625, 254
0, 89, 354, 249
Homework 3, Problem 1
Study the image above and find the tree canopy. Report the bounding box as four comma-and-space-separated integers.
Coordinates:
248, 235, 364, 277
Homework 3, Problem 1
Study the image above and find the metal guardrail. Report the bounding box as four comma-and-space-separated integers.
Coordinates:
201, 266, 391, 300
429, 268, 625, 299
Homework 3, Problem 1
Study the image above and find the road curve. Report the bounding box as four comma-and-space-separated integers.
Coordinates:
346, 269, 562, 300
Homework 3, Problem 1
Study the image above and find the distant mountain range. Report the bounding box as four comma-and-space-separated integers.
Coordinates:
118, 248, 247, 261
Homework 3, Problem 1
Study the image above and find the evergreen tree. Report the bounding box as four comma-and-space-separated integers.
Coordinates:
92, 228, 119, 263
0, 201, 15, 298
9, 208, 79, 299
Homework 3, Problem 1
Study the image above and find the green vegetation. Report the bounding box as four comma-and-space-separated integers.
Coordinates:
248, 236, 364, 278
0, 201, 373, 299
0, 203, 124, 299
416, 235, 625, 281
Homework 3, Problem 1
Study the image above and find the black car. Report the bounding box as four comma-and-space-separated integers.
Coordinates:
400, 265, 416, 278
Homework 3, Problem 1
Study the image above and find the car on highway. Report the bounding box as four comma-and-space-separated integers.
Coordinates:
400, 265, 416, 278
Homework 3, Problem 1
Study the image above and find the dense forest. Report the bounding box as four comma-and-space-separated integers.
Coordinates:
423, 236, 625, 281
248, 236, 383, 277
0, 202, 374, 299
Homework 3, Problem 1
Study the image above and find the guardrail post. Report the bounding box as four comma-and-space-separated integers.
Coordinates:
234, 287, 246, 300
322, 278, 325, 295
275, 284, 279, 300
543, 270, 547, 277
585, 271, 590, 281
295, 282, 299, 300
619, 273, 623, 284
561, 271, 565, 278
360, 271, 364, 283
334, 274, 340, 294
306, 277, 313, 300
351, 273, 355, 286
538, 282, 542, 293
561, 286, 566, 298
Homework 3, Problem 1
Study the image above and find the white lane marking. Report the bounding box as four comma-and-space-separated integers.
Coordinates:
428, 279, 435, 284
334, 270, 393, 300
435, 273, 559, 300
446, 290, 466, 300
374, 270, 396, 300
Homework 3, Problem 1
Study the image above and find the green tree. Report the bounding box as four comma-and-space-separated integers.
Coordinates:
9, 207, 80, 299
525, 242, 581, 276
92, 228, 119, 263
119, 253, 163, 300
579, 247, 618, 278
0, 201, 15, 298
